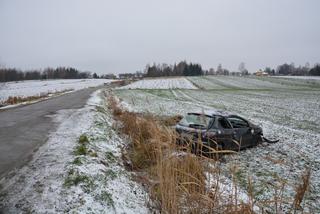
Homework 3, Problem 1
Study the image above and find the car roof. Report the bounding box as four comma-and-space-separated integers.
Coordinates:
187, 109, 234, 117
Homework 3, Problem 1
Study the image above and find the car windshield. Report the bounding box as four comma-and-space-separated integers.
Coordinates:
179, 113, 212, 128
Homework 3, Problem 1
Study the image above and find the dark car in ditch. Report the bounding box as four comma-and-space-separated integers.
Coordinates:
175, 110, 277, 154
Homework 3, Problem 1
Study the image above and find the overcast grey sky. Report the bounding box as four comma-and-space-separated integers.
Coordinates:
0, 0, 319, 74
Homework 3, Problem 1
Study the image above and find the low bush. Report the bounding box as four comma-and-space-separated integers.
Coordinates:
95, 191, 114, 207
74, 144, 88, 156
79, 134, 89, 144
64, 170, 92, 188
73, 134, 90, 156
72, 157, 83, 165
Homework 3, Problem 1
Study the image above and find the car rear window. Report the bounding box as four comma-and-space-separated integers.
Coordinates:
179, 113, 212, 128
217, 117, 232, 129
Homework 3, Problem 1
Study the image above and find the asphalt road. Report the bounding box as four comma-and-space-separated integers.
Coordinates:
0, 87, 100, 179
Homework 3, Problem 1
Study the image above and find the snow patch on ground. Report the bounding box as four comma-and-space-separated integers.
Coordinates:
0, 89, 149, 213
0, 79, 114, 102
120, 77, 198, 89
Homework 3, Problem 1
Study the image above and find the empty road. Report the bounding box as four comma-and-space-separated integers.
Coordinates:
0, 87, 100, 179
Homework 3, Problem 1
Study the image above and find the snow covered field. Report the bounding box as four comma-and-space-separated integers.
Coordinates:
188, 76, 320, 90
115, 76, 320, 212
120, 77, 197, 89
0, 79, 114, 102
273, 76, 320, 80
0, 90, 149, 213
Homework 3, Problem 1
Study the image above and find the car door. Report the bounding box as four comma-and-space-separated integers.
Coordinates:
227, 116, 253, 148
207, 116, 236, 150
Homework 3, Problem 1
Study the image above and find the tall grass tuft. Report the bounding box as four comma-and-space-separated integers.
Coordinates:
293, 168, 311, 211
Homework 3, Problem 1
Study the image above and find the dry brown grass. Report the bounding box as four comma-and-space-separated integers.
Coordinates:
3, 95, 46, 105
293, 169, 311, 211
155, 149, 207, 213
264, 155, 286, 165
108, 96, 170, 170
155, 115, 184, 126
1, 89, 73, 106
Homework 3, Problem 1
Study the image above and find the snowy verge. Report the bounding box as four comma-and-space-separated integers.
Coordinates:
0, 89, 149, 213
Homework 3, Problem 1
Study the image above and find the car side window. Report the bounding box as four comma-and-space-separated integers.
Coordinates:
217, 118, 232, 129
228, 117, 249, 128
207, 118, 215, 129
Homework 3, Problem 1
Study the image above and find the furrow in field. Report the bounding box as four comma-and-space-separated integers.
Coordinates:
187, 76, 227, 89
257, 76, 320, 89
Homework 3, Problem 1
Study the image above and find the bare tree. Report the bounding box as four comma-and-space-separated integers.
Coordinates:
238, 62, 249, 75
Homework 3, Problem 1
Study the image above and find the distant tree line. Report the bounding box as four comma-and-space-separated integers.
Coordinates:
1, 62, 319, 82
142, 62, 251, 77
142, 61, 320, 77
118, 71, 144, 79
266, 63, 320, 76
206, 62, 320, 76
310, 65, 320, 76
145, 61, 204, 77
0, 67, 117, 82
0, 67, 91, 82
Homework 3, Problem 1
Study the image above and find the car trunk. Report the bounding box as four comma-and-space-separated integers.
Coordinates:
175, 124, 206, 143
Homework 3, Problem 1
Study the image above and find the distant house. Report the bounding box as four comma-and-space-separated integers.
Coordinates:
254, 70, 269, 76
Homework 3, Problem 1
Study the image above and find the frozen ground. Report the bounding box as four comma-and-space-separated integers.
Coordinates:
114, 76, 320, 213
0, 90, 149, 213
120, 77, 197, 89
0, 79, 114, 102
